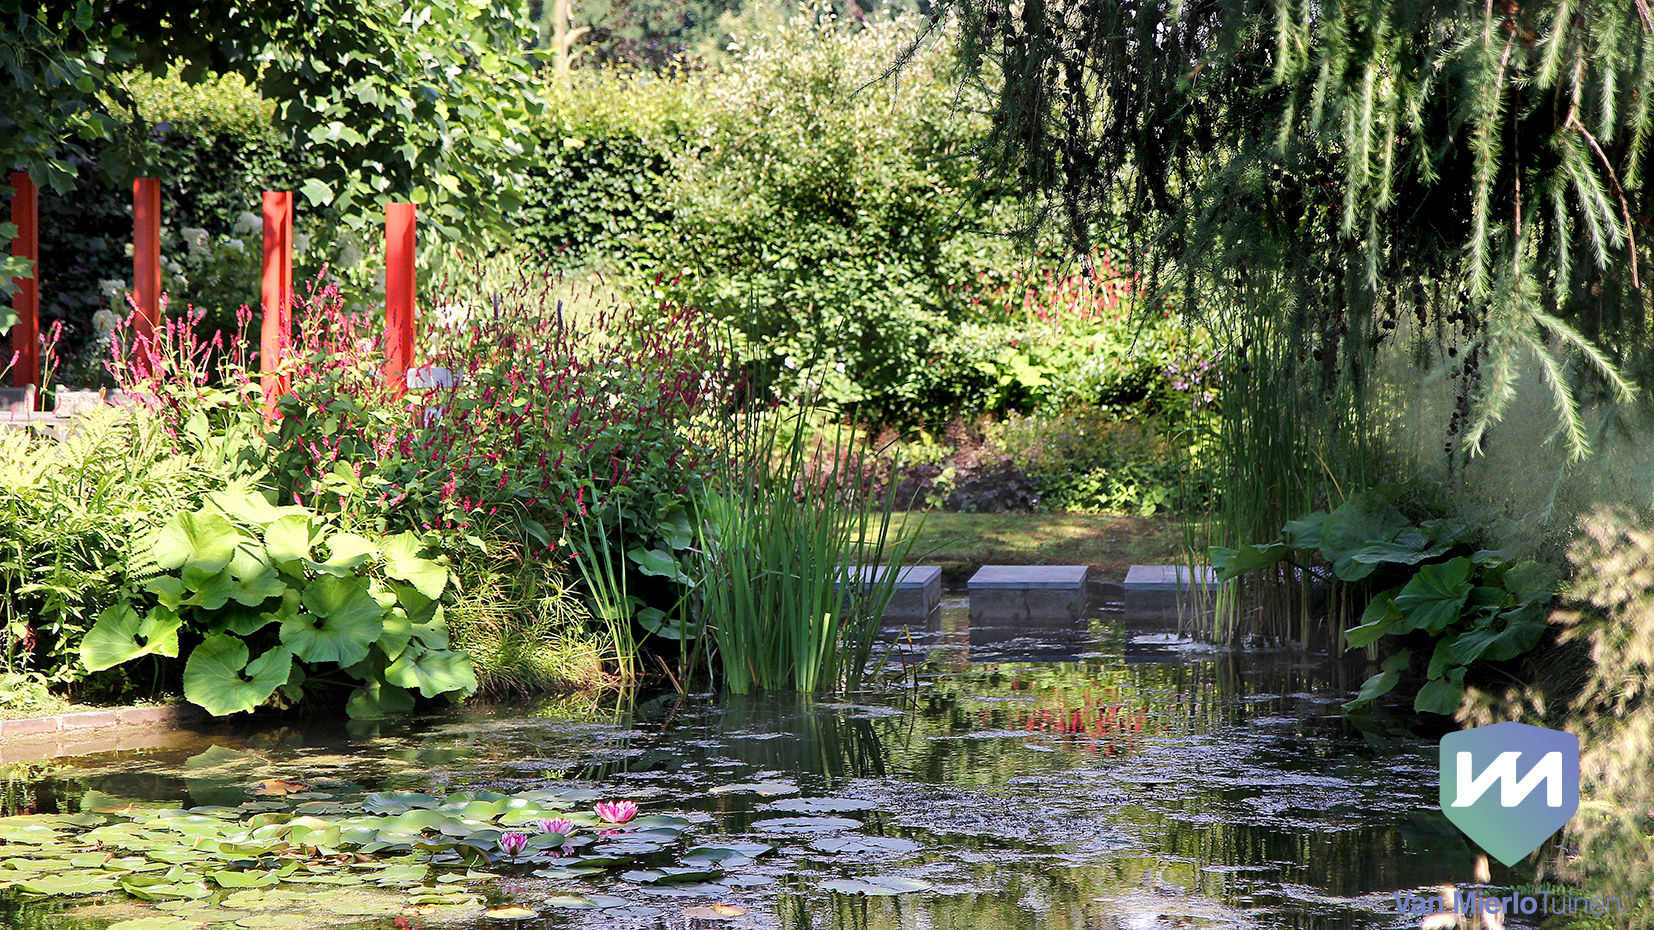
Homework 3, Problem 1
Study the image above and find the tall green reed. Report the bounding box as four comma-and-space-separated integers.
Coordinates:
693, 406, 915, 694
1191, 286, 1394, 647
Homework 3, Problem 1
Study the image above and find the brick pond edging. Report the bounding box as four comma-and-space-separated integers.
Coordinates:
0, 704, 205, 764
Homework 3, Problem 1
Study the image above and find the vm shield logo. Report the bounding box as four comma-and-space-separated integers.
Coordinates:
1440, 722, 1579, 866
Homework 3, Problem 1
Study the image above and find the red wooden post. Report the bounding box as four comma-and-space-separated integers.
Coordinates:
385, 203, 416, 396
8, 172, 39, 396
260, 191, 293, 416
132, 178, 162, 346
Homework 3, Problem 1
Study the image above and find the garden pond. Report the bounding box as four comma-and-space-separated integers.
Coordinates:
2, 598, 1522, 930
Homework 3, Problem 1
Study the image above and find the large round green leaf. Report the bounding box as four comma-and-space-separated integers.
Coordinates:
380, 532, 448, 599
345, 679, 417, 720
263, 514, 318, 568
283, 577, 384, 665
81, 604, 183, 672
151, 510, 242, 574
384, 645, 477, 698
184, 635, 293, 716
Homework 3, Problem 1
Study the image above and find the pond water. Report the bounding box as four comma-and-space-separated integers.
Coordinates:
2, 597, 1529, 930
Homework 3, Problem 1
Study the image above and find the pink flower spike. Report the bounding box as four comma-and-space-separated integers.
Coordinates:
499, 832, 528, 858
538, 818, 577, 836
594, 800, 638, 824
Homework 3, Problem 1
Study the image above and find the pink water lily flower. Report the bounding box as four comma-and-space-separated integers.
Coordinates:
538, 817, 577, 836
594, 800, 638, 824
499, 832, 529, 858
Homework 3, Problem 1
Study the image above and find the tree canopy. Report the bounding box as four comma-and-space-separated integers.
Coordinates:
938, 0, 1654, 459
4, 0, 544, 246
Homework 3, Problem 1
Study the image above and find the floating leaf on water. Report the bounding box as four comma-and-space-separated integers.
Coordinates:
18, 874, 122, 895
363, 792, 442, 814
248, 779, 310, 797
545, 893, 632, 909
235, 915, 312, 929
620, 866, 723, 885
811, 835, 921, 856
748, 816, 862, 834
764, 797, 877, 814
683, 904, 748, 919
681, 843, 773, 868
485, 906, 538, 919
208, 870, 280, 889
820, 876, 933, 895
717, 874, 776, 888
709, 781, 798, 797
107, 917, 202, 930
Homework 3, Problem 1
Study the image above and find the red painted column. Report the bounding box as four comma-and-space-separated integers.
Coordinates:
8, 172, 39, 396
260, 191, 293, 416
132, 178, 162, 346
385, 203, 416, 396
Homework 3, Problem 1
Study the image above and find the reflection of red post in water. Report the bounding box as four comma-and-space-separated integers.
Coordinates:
8, 172, 39, 397
260, 191, 293, 417
132, 178, 162, 347
384, 203, 416, 396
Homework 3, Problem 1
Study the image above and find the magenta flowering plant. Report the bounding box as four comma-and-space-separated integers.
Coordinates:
593, 800, 638, 824
499, 832, 529, 859
537, 817, 577, 836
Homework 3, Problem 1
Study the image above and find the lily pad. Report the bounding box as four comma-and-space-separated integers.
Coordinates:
811, 835, 920, 855
820, 876, 933, 895
764, 797, 876, 814
107, 918, 202, 930
710, 781, 798, 797
749, 816, 862, 834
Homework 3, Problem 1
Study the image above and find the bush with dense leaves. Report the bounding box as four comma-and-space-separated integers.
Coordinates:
80, 488, 472, 719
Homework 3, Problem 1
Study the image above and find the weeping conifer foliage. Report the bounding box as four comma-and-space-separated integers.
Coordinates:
921, 0, 1654, 632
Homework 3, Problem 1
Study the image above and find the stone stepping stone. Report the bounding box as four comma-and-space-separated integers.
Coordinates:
1122, 564, 1216, 621
843, 565, 941, 620
966, 565, 1090, 622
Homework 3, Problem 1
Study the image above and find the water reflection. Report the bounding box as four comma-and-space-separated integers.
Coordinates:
1, 598, 1529, 930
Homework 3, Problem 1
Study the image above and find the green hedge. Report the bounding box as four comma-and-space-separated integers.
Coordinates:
37, 73, 314, 355
39, 18, 1173, 430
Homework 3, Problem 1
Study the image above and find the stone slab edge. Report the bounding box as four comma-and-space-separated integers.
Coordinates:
967, 565, 1091, 590
0, 704, 203, 743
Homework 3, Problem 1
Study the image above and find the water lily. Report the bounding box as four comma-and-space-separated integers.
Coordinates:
537, 818, 577, 836
594, 800, 638, 824
499, 832, 528, 859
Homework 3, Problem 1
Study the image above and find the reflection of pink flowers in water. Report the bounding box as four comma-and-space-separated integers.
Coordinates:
537, 818, 577, 836
594, 800, 638, 824
500, 832, 528, 858
548, 844, 575, 858
598, 829, 621, 836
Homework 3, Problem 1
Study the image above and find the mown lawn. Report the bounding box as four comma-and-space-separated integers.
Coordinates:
881, 511, 1196, 582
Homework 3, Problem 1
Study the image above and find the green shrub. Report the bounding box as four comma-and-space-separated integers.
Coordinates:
0, 406, 237, 689
623, 14, 1024, 424
992, 413, 1198, 517
1212, 490, 1560, 712
79, 488, 473, 719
